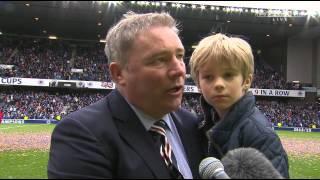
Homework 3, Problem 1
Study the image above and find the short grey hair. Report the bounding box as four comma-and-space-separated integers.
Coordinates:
104, 11, 179, 67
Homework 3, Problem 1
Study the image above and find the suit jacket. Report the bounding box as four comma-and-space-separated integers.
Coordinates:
48, 89, 205, 179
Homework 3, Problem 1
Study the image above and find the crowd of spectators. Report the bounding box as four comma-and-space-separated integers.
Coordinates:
182, 94, 203, 117
252, 53, 302, 90
0, 88, 107, 120
0, 36, 110, 81
182, 93, 320, 128
0, 36, 302, 89
0, 88, 319, 128
1, 37, 73, 79
256, 100, 320, 128
0, 36, 317, 127
71, 45, 111, 81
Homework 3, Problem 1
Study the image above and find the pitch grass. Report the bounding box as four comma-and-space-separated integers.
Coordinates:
289, 154, 320, 179
0, 124, 56, 134
0, 125, 320, 178
0, 150, 49, 179
276, 130, 320, 179
0, 124, 55, 179
276, 130, 320, 140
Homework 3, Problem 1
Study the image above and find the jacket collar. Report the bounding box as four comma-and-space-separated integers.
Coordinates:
199, 92, 256, 145
170, 110, 200, 178
107, 89, 171, 178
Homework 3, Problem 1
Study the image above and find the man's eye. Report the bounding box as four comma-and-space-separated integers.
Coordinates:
157, 57, 166, 62
147, 57, 165, 65
176, 54, 184, 60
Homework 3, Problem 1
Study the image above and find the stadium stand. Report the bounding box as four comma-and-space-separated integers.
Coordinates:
0, 34, 318, 128
0, 85, 318, 128
0, 36, 302, 89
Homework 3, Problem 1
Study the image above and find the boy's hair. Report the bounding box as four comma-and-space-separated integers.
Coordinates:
104, 11, 179, 67
189, 33, 254, 86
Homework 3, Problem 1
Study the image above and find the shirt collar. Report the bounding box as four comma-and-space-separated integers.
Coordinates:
119, 92, 172, 131
127, 102, 170, 131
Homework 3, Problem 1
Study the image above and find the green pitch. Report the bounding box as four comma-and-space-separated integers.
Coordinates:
0, 124, 56, 134
0, 124, 55, 179
276, 130, 320, 178
0, 150, 49, 179
276, 130, 320, 140
0, 125, 319, 178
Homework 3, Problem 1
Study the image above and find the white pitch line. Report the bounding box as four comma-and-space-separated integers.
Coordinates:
0, 124, 47, 130
0, 125, 24, 130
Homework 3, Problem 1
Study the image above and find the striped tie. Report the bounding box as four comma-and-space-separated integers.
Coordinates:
149, 120, 183, 179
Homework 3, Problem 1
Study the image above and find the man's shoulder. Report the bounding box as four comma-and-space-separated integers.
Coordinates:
62, 97, 111, 126
172, 107, 200, 127
174, 107, 198, 119
54, 96, 119, 140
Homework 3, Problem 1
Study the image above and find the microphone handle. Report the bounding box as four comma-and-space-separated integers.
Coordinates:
213, 170, 230, 179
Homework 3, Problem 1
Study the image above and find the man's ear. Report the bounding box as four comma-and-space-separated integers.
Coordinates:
109, 62, 126, 86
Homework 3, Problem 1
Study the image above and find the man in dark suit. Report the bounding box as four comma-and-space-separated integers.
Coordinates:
48, 11, 205, 178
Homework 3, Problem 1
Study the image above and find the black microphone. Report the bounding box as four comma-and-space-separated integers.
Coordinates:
221, 147, 283, 179
199, 157, 230, 179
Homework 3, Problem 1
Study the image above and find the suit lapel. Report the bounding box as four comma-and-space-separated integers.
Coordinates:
107, 90, 170, 178
171, 111, 201, 178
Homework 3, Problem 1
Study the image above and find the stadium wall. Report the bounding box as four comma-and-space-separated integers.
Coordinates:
316, 38, 320, 88
287, 37, 313, 84
2, 119, 59, 124
260, 40, 287, 77
2, 119, 320, 132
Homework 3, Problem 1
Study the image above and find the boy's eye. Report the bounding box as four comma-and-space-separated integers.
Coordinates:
224, 72, 234, 79
202, 75, 213, 80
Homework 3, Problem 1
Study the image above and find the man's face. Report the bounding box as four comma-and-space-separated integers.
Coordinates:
121, 26, 186, 119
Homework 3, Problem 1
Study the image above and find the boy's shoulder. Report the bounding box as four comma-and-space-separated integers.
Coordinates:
240, 106, 273, 134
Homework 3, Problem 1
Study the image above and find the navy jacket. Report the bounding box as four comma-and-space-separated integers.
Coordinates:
199, 92, 289, 178
48, 89, 205, 179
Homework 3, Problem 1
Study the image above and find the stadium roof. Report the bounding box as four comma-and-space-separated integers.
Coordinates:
1, 1, 320, 50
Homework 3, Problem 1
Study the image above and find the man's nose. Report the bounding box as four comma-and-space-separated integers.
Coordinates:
168, 57, 186, 78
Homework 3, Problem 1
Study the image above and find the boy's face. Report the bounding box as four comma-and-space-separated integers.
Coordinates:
198, 61, 251, 118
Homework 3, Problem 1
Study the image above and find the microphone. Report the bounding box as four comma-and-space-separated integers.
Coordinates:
221, 147, 283, 179
199, 157, 230, 179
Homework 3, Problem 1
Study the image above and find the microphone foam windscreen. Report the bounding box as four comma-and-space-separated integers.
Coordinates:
221, 147, 283, 179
